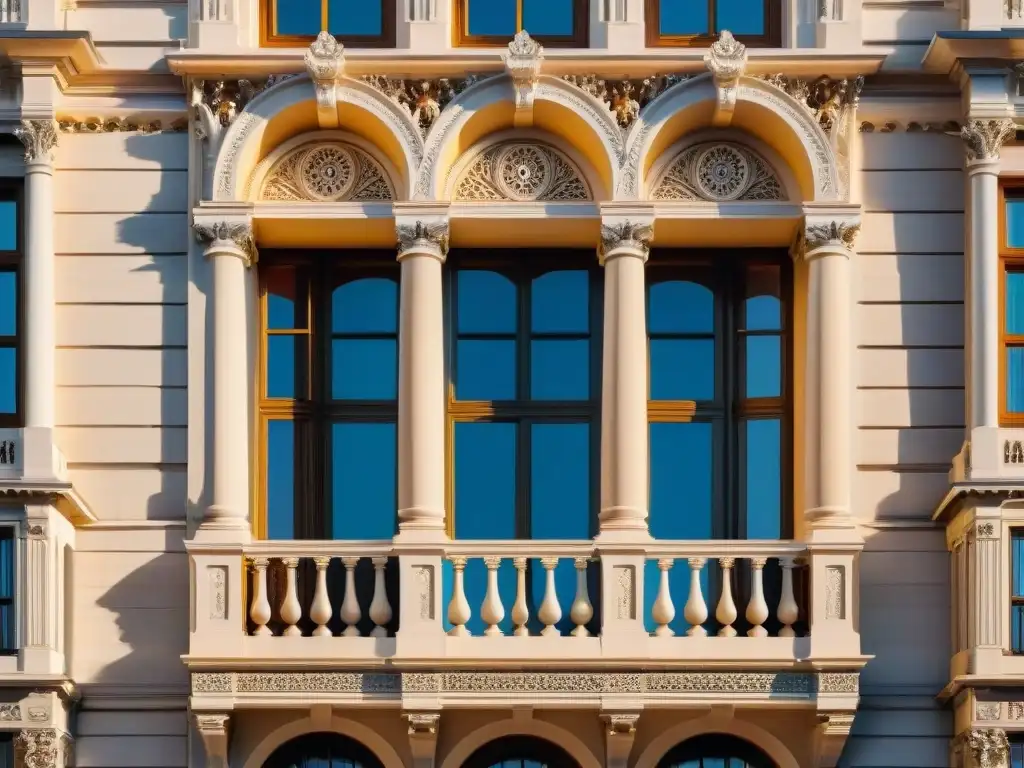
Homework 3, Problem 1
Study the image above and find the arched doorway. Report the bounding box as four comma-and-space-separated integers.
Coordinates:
461, 735, 580, 768
263, 732, 385, 768
657, 734, 777, 768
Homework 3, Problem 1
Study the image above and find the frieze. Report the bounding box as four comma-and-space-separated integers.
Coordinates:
361, 76, 479, 137
192, 672, 232, 693
58, 118, 188, 134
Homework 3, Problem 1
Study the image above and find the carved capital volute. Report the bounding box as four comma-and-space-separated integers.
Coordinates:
396, 220, 449, 262
505, 30, 544, 128
599, 220, 654, 264
704, 31, 746, 127
405, 713, 440, 768
195, 713, 230, 768
14, 120, 58, 166
794, 214, 860, 260
305, 32, 344, 129
961, 119, 1015, 166
193, 217, 257, 266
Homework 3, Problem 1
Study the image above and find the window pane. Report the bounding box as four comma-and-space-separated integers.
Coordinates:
715, 0, 765, 34
1009, 271, 1024, 335
531, 339, 589, 399
266, 420, 296, 540
744, 266, 781, 331
1010, 199, 1024, 248
0, 348, 14, 415
275, 0, 321, 35
0, 201, 15, 251
266, 267, 305, 330
523, 0, 575, 36
0, 271, 13, 336
650, 422, 714, 539
454, 422, 517, 538
650, 339, 715, 400
332, 422, 395, 539
1009, 347, 1024, 413
531, 423, 590, 538
745, 418, 781, 539
327, 0, 382, 35
1014, 534, 1024, 598
333, 278, 397, 334
332, 339, 397, 400
744, 335, 781, 398
1015, 604, 1024, 654
458, 270, 517, 334
456, 339, 516, 400
532, 270, 589, 333
0, 532, 12, 601
267, 335, 302, 398
466, 0, 516, 36
659, 0, 709, 35
649, 280, 714, 333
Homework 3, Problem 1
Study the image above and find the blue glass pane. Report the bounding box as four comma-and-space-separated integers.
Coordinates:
531, 423, 590, 538
265, 268, 303, 331
0, 348, 15, 415
650, 422, 713, 539
454, 422, 516, 539
1008, 348, 1024, 413
649, 280, 714, 333
523, 0, 575, 36
0, 272, 14, 336
745, 419, 781, 539
0, 534, 12, 601
333, 278, 397, 333
659, 0, 708, 35
267, 335, 299, 398
532, 271, 589, 333
275, 0, 320, 35
745, 335, 781, 398
1010, 199, 1024, 248
0, 202, 15, 251
1009, 272, 1024, 335
457, 339, 516, 400
332, 339, 397, 400
1014, 604, 1024, 653
327, 0, 382, 35
1013, 742, 1024, 768
332, 422, 396, 539
266, 420, 295, 540
531, 340, 589, 399
1014, 534, 1024, 597
650, 339, 715, 400
458, 271, 517, 333
745, 266, 782, 330
715, 0, 764, 34
466, 0, 516, 35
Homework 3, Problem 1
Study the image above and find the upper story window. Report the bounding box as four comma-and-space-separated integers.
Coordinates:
261, 0, 395, 47
1012, 529, 1024, 653
645, 0, 780, 47
455, 0, 588, 47
0, 184, 21, 428
0, 527, 12, 654
1002, 186, 1024, 424
258, 254, 398, 540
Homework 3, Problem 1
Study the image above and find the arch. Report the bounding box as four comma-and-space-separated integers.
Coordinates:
440, 719, 601, 768
620, 74, 841, 203
633, 715, 799, 768
656, 733, 776, 768
462, 735, 580, 768
213, 76, 423, 202
417, 75, 620, 201
263, 732, 386, 768
242, 715, 404, 768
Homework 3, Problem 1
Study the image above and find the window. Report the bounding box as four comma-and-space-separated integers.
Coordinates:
658, 734, 776, 768
0, 528, 12, 653
1013, 529, 1024, 653
1002, 186, 1024, 424
462, 736, 580, 768
260, 0, 395, 47
454, 0, 588, 47
645, 0, 780, 47
264, 733, 384, 768
0, 184, 20, 428
1012, 734, 1024, 768
258, 254, 398, 540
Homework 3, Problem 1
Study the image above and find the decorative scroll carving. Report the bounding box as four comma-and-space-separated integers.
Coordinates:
16, 729, 67, 768
260, 141, 393, 202
825, 566, 845, 620
397, 221, 449, 259
505, 31, 543, 127
962, 119, 1016, 164
362, 77, 478, 137
614, 566, 635, 619
704, 31, 746, 127
193, 220, 256, 265
454, 141, 589, 202
561, 75, 685, 130
601, 222, 654, 261
758, 74, 863, 134
194, 80, 260, 129
603, 714, 640, 735
650, 142, 784, 201
14, 120, 58, 164
208, 566, 227, 620
306, 32, 345, 129
413, 566, 434, 620
406, 713, 439, 735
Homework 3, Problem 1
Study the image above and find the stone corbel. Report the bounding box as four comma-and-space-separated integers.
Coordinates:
305, 32, 345, 130
195, 713, 231, 768
601, 713, 640, 768
505, 30, 544, 128
703, 31, 746, 128
405, 713, 440, 768
814, 713, 854, 768
956, 728, 1010, 768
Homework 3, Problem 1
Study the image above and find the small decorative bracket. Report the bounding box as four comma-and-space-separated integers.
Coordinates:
703, 31, 746, 127
602, 713, 641, 768
195, 713, 230, 768
814, 712, 854, 768
405, 713, 440, 768
305, 31, 345, 129
505, 30, 543, 128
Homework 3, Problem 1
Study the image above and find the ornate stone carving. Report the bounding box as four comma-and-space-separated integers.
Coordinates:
193, 80, 260, 130
215, 112, 258, 198
603, 714, 640, 735
414, 566, 434, 620
962, 119, 1016, 164
208, 566, 227, 620
1004, 440, 1023, 464
601, 222, 654, 261
976, 522, 996, 539
260, 141, 393, 202
561, 75, 684, 130
1008, 702, 1024, 720
58, 117, 188, 134
860, 120, 962, 133
27, 524, 46, 539
804, 220, 859, 251
825, 565, 845, 620
817, 673, 860, 693
651, 142, 784, 201
0, 704, 21, 721
14, 120, 58, 164
306, 32, 345, 129
704, 31, 746, 126
362, 77, 477, 137
961, 729, 1009, 768
976, 702, 1002, 721
406, 713, 440, 735
16, 729, 65, 768
193, 220, 256, 264
454, 141, 589, 202
759, 74, 863, 134
397, 221, 449, 259
505, 30, 543, 127
192, 672, 233, 693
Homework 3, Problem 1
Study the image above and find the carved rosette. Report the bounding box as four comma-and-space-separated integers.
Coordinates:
599, 222, 654, 263
651, 142, 784, 201
260, 141, 394, 202
193, 219, 257, 265
505, 30, 544, 127
397, 220, 449, 261
961, 119, 1016, 165
14, 120, 58, 165
454, 141, 590, 202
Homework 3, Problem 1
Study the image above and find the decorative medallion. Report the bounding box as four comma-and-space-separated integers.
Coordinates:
454, 141, 589, 202
260, 141, 393, 202
651, 141, 783, 201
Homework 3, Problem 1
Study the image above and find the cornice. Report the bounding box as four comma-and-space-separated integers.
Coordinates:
932, 482, 1024, 524
922, 32, 1024, 77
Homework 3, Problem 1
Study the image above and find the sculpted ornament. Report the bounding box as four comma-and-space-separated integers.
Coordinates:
16, 729, 64, 768
704, 31, 746, 127
14, 120, 58, 164
260, 141, 393, 202
361, 77, 477, 137
454, 141, 589, 202
562, 75, 686, 131
804, 220, 859, 251
305, 32, 345, 129
962, 119, 1016, 164
505, 30, 544, 127
397, 221, 449, 258
965, 729, 1009, 768
193, 220, 256, 264
600, 222, 654, 260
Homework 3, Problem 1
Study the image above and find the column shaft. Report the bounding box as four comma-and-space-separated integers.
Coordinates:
23, 161, 55, 429
969, 164, 1000, 430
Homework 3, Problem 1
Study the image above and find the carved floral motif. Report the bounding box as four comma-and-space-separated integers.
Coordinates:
650, 142, 784, 201
14, 120, 58, 164
193, 220, 256, 264
976, 702, 1002, 721
16, 729, 66, 768
961, 119, 1016, 163
0, 704, 21, 721
455, 142, 589, 202
601, 222, 654, 260
397, 221, 449, 257
59, 117, 189, 134
260, 141, 393, 202
561, 75, 685, 130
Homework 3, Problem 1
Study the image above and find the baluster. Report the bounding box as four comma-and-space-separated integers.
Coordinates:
716, 557, 737, 637
249, 557, 272, 636
368, 556, 393, 637
511, 556, 529, 636
652, 558, 676, 637
683, 557, 708, 637
777, 557, 798, 637
481, 556, 505, 636
570, 556, 593, 637
746, 557, 769, 637
280, 557, 302, 637
447, 556, 471, 636
538, 557, 562, 636
310, 556, 333, 637
340, 556, 362, 637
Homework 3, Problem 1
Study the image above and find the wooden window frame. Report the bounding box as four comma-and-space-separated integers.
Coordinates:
255, 251, 399, 540
0, 180, 22, 430
1000, 183, 1024, 426
260, 0, 396, 48
644, 0, 780, 48
445, 249, 602, 539
453, 0, 589, 48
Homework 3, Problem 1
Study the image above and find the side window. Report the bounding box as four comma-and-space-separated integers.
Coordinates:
261, 0, 395, 47
455, 0, 588, 47
1002, 187, 1024, 424
646, 0, 779, 47
0, 188, 19, 428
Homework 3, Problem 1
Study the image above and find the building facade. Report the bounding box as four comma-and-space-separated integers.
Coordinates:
0, 0, 1021, 766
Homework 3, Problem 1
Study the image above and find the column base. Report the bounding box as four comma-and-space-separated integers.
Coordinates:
596, 507, 652, 542
397, 507, 448, 543
194, 513, 251, 545
394, 526, 449, 545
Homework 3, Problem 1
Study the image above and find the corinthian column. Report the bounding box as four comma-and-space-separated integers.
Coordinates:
958, 728, 1009, 768
193, 216, 255, 539
14, 120, 58, 429
962, 119, 1016, 431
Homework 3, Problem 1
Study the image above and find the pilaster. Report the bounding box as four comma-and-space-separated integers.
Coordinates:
954, 728, 1010, 768
19, 506, 72, 676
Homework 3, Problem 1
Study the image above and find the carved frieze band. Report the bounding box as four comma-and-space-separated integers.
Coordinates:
961, 119, 1016, 164
16, 729, 72, 768
600, 222, 654, 261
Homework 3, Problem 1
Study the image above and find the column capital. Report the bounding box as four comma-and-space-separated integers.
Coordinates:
193, 217, 256, 265
194, 713, 230, 768
599, 220, 654, 264
793, 214, 861, 260
14, 120, 58, 167
956, 728, 1009, 768
397, 220, 449, 262
16, 728, 72, 768
962, 118, 1016, 166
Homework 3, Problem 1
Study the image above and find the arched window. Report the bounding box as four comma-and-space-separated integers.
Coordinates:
658, 733, 777, 768
264, 732, 384, 768
462, 736, 580, 768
